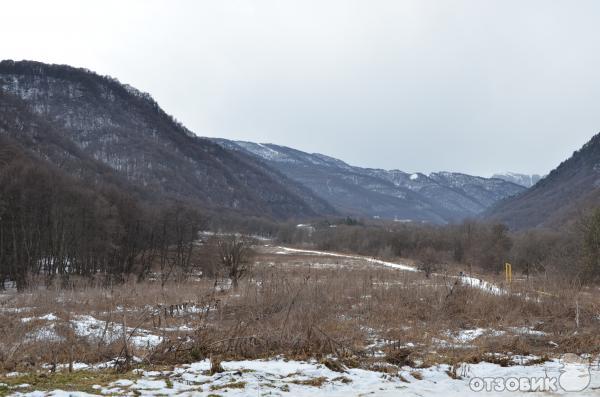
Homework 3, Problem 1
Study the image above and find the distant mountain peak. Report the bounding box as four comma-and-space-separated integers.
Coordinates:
491, 172, 543, 188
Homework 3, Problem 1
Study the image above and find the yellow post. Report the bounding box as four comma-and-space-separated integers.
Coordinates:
505, 262, 512, 284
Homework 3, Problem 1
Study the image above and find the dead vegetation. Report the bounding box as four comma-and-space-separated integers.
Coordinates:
0, 245, 599, 375
0, 369, 140, 396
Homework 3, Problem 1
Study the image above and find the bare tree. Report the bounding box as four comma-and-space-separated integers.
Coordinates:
216, 235, 254, 289
417, 247, 442, 278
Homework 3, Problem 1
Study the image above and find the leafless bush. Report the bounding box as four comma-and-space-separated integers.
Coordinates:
1, 248, 599, 372
214, 235, 254, 289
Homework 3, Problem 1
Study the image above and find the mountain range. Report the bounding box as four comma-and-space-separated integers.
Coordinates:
210, 139, 525, 223
1, 59, 597, 229
0, 60, 334, 220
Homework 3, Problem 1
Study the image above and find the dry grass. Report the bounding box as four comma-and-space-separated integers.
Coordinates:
0, 369, 140, 396
291, 376, 328, 387
210, 381, 246, 390
1, 246, 599, 374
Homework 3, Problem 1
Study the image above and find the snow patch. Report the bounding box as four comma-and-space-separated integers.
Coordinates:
276, 246, 417, 272
13, 357, 600, 396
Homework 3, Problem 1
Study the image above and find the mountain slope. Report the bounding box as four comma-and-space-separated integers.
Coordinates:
0, 60, 334, 219
486, 133, 600, 229
0, 89, 141, 196
491, 172, 543, 188
211, 139, 525, 223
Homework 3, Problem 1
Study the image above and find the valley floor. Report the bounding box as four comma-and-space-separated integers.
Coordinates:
1, 243, 599, 396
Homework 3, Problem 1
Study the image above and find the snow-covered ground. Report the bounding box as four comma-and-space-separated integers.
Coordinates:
21, 313, 164, 348
457, 273, 505, 295
4, 244, 598, 396
9, 357, 600, 396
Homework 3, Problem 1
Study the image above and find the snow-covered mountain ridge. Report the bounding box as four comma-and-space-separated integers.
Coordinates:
492, 172, 543, 188
211, 139, 526, 223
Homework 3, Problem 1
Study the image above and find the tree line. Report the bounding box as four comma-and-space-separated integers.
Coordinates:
0, 139, 202, 290
2, 131, 598, 289
272, 213, 600, 283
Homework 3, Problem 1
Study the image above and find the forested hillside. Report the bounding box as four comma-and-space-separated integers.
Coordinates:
0, 60, 336, 290
0, 60, 334, 219
486, 133, 600, 229
0, 132, 205, 290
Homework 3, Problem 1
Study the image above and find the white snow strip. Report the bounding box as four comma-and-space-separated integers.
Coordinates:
12, 357, 600, 396
276, 246, 417, 272
459, 274, 505, 295
21, 313, 59, 322
276, 246, 508, 296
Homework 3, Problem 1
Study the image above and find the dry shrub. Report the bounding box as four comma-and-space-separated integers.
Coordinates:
555, 331, 600, 355
1, 249, 599, 372
209, 355, 224, 374
320, 357, 346, 373
385, 348, 414, 367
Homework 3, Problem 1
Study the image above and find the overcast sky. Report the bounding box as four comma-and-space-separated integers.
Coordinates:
2, 1, 599, 176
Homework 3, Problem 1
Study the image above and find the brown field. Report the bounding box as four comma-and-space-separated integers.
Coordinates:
1, 243, 599, 375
